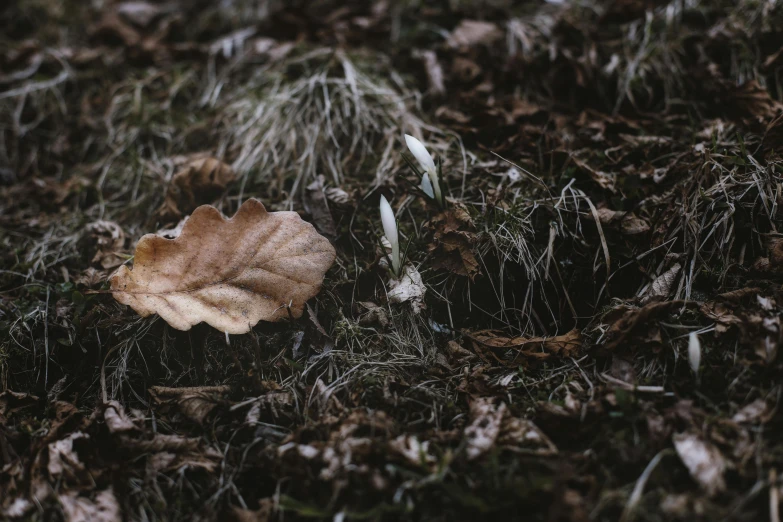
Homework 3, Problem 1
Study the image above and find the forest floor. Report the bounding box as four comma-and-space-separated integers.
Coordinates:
2, 0, 783, 521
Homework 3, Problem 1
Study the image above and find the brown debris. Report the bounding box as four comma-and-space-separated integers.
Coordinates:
602, 301, 689, 352
85, 220, 127, 269
149, 385, 231, 425
464, 398, 557, 460
467, 328, 583, 366
59, 488, 121, 522
0, 390, 38, 424
447, 20, 502, 50
157, 157, 235, 222
673, 432, 727, 497
428, 205, 480, 279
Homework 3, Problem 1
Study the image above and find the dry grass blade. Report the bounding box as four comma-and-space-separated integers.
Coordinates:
222, 52, 428, 202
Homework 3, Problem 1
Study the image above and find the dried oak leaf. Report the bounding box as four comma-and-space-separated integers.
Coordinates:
467, 329, 583, 366
111, 198, 336, 334
149, 385, 231, 425
428, 205, 480, 279
158, 157, 235, 222
602, 300, 690, 352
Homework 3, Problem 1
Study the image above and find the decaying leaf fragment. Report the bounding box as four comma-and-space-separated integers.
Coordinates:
467, 328, 583, 366
428, 205, 480, 279
149, 385, 231, 425
111, 199, 336, 333
447, 20, 502, 49
158, 157, 235, 221
388, 264, 427, 314
59, 488, 121, 522
673, 432, 727, 497
85, 220, 126, 269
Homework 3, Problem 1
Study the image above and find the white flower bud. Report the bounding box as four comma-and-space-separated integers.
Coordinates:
405, 134, 436, 173
420, 172, 434, 199
688, 332, 701, 375
380, 195, 400, 275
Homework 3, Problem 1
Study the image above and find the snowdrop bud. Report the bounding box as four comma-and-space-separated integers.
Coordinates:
688, 332, 701, 375
405, 134, 436, 173
380, 195, 397, 248
420, 172, 434, 199
379, 195, 400, 275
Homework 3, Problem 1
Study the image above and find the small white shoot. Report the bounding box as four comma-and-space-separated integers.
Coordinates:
380, 195, 401, 276
688, 332, 701, 376
404, 134, 444, 207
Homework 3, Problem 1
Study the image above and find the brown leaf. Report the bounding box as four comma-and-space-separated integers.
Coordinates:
602, 301, 688, 352
464, 398, 505, 460
620, 214, 650, 235
730, 80, 783, 125
644, 263, 681, 302
590, 207, 626, 224
673, 432, 727, 497
467, 329, 583, 366
498, 416, 558, 456
59, 488, 121, 522
103, 401, 137, 433
85, 220, 126, 269
587, 208, 649, 236
76, 267, 106, 288
389, 435, 436, 470
732, 399, 775, 424
430, 233, 480, 278
355, 301, 389, 327
324, 186, 354, 209
447, 20, 502, 49
450, 56, 482, 84
120, 433, 223, 472
0, 390, 38, 424
429, 206, 480, 279
111, 199, 336, 333
48, 432, 88, 478
387, 264, 427, 314
761, 112, 783, 155
715, 287, 763, 302
570, 156, 616, 192
149, 385, 231, 425
158, 157, 235, 222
